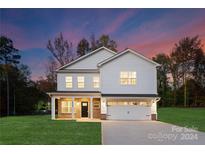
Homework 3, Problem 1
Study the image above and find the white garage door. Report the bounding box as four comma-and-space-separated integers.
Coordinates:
107, 106, 151, 120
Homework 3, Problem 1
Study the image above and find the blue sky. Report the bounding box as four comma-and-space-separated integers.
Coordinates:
1, 9, 205, 80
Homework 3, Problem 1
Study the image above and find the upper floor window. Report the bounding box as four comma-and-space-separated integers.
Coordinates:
77, 76, 85, 88
65, 76, 72, 88
120, 72, 136, 85
93, 76, 100, 88
61, 101, 72, 113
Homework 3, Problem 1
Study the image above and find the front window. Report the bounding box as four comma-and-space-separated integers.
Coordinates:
65, 76, 72, 88
120, 71, 136, 85
93, 76, 100, 88
77, 76, 85, 88
61, 101, 72, 113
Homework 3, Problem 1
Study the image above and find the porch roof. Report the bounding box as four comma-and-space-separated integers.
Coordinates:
47, 92, 159, 99
47, 91, 101, 97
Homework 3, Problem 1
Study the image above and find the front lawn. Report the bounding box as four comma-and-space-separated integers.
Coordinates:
158, 107, 205, 132
0, 115, 101, 145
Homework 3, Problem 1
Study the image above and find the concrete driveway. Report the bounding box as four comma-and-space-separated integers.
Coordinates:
102, 121, 205, 145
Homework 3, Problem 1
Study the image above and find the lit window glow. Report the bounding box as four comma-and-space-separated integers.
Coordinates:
93, 76, 100, 88
78, 76, 85, 88
65, 76, 72, 88
107, 100, 151, 107
120, 71, 136, 85
61, 101, 72, 113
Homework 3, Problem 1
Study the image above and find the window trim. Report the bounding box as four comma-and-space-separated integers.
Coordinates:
77, 76, 85, 88
120, 71, 136, 85
61, 101, 72, 113
65, 76, 72, 88
93, 76, 100, 88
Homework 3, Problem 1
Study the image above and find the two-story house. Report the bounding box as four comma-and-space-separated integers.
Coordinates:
48, 46, 160, 121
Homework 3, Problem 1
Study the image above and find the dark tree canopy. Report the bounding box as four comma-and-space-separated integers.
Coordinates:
90, 34, 97, 51
153, 53, 171, 106
153, 36, 205, 107
0, 36, 48, 116
44, 57, 58, 91
96, 34, 117, 51
171, 36, 203, 79
77, 38, 90, 56
76, 34, 118, 57
0, 36, 21, 65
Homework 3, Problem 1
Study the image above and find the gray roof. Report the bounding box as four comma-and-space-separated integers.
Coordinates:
97, 48, 160, 67
56, 46, 116, 71
56, 69, 99, 73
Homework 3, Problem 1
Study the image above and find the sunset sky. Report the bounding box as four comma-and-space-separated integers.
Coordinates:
1, 8, 205, 80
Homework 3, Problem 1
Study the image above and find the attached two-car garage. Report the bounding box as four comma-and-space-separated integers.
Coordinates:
106, 99, 153, 120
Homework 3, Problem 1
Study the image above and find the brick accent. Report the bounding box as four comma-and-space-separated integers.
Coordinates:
151, 114, 157, 120
101, 114, 106, 120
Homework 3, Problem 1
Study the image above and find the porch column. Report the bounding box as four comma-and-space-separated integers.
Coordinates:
101, 97, 107, 114
51, 96, 55, 120
72, 97, 75, 119
151, 98, 160, 120
151, 101, 157, 114
90, 97, 93, 119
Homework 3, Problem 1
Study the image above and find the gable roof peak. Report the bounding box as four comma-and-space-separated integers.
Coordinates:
98, 48, 160, 67
56, 46, 116, 71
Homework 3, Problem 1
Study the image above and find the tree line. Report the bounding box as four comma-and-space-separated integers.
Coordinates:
0, 34, 205, 117
0, 36, 47, 116
152, 36, 205, 107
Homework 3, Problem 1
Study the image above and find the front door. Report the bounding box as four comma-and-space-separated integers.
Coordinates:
81, 102, 88, 117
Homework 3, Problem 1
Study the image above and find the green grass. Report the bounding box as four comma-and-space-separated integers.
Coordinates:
0, 115, 101, 145
158, 107, 205, 132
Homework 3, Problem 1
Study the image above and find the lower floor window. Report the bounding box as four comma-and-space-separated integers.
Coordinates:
61, 101, 72, 113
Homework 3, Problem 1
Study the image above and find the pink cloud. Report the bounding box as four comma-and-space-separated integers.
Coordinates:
128, 37, 180, 58
0, 22, 46, 49
103, 9, 138, 34
50, 21, 89, 48
63, 30, 84, 45
0, 20, 87, 51
118, 12, 205, 57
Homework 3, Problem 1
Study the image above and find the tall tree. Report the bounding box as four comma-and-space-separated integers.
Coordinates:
152, 53, 171, 106
169, 51, 181, 106
45, 57, 58, 91
193, 50, 205, 88
90, 34, 97, 50
96, 34, 117, 51
47, 32, 73, 66
0, 36, 21, 115
8, 64, 47, 115
46, 33, 74, 92
77, 38, 90, 56
171, 36, 204, 107
0, 36, 20, 65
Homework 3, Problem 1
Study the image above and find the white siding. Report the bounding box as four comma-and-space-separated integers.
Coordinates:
100, 52, 157, 94
64, 49, 115, 69
57, 73, 100, 91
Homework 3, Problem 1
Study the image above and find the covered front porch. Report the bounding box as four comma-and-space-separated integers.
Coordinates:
49, 92, 101, 120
